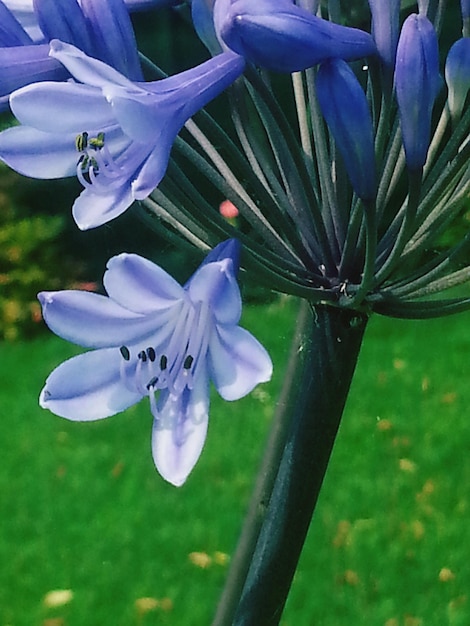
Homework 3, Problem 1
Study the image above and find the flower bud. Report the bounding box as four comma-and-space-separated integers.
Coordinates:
214, 0, 376, 73
394, 14, 440, 171
445, 38, 470, 122
316, 59, 376, 201
367, 0, 400, 69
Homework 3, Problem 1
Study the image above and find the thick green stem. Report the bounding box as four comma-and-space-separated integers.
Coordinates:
232, 304, 368, 626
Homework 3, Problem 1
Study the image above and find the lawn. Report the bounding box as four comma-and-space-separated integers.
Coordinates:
0, 297, 469, 626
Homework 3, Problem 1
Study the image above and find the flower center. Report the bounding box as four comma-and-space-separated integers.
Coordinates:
118, 300, 212, 412
75, 130, 124, 194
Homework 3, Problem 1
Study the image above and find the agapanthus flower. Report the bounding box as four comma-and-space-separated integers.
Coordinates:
213, 0, 376, 73
394, 13, 440, 171
316, 58, 376, 201
0, 40, 245, 230
0, 0, 144, 109
38, 239, 273, 486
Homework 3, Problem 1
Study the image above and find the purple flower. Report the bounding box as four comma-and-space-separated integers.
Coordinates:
213, 0, 376, 73
367, 0, 400, 69
38, 240, 273, 486
394, 14, 440, 171
0, 40, 245, 230
445, 37, 470, 122
0, 0, 143, 110
316, 59, 376, 201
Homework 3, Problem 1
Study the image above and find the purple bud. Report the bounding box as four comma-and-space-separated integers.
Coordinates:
394, 14, 440, 171
445, 37, 470, 121
214, 0, 376, 73
316, 59, 376, 201
367, 0, 400, 69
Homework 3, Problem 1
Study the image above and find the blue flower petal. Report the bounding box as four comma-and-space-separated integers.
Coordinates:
38, 290, 163, 347
33, 0, 95, 52
0, 44, 67, 101
209, 324, 273, 401
9, 80, 115, 132
39, 349, 142, 420
152, 365, 210, 486
103, 253, 185, 313
188, 259, 242, 325
0, 0, 33, 46
0, 125, 77, 177
49, 39, 135, 89
79, 0, 143, 80
72, 184, 135, 230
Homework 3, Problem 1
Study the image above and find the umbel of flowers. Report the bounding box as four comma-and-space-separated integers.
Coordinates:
0, 0, 469, 624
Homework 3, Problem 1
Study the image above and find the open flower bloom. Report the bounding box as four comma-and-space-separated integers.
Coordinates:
0, 0, 145, 109
394, 13, 440, 171
38, 239, 273, 487
0, 40, 245, 230
213, 0, 376, 72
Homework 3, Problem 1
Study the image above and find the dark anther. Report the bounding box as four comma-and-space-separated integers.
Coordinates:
146, 376, 159, 390
138, 350, 147, 362
183, 355, 194, 370
160, 355, 168, 370
120, 346, 130, 361
147, 347, 156, 362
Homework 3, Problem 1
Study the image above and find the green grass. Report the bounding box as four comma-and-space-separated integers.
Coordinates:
0, 298, 469, 626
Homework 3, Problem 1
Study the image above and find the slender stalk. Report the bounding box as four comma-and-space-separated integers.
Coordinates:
211, 300, 311, 626
232, 305, 368, 626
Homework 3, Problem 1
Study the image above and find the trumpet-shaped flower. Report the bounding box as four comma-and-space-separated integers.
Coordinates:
394, 13, 440, 171
0, 40, 245, 230
0, 0, 143, 109
213, 0, 376, 73
445, 37, 470, 122
38, 240, 273, 486
316, 58, 376, 201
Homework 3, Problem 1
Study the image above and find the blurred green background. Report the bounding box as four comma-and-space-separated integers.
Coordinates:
0, 2, 469, 625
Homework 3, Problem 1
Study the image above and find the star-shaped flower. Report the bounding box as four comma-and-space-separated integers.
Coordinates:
38, 240, 273, 486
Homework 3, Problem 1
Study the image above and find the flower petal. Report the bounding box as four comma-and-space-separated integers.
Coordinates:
0, 125, 77, 178
33, 0, 95, 52
49, 39, 135, 89
38, 289, 162, 347
188, 259, 242, 324
79, 0, 143, 80
0, 0, 33, 46
0, 44, 67, 98
72, 184, 134, 230
103, 252, 185, 314
209, 324, 272, 401
152, 365, 210, 486
10, 80, 115, 132
39, 348, 142, 420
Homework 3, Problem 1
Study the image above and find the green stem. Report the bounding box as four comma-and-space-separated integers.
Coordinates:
211, 300, 311, 626
232, 305, 368, 626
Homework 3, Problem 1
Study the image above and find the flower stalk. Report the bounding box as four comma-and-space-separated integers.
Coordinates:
232, 304, 368, 626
